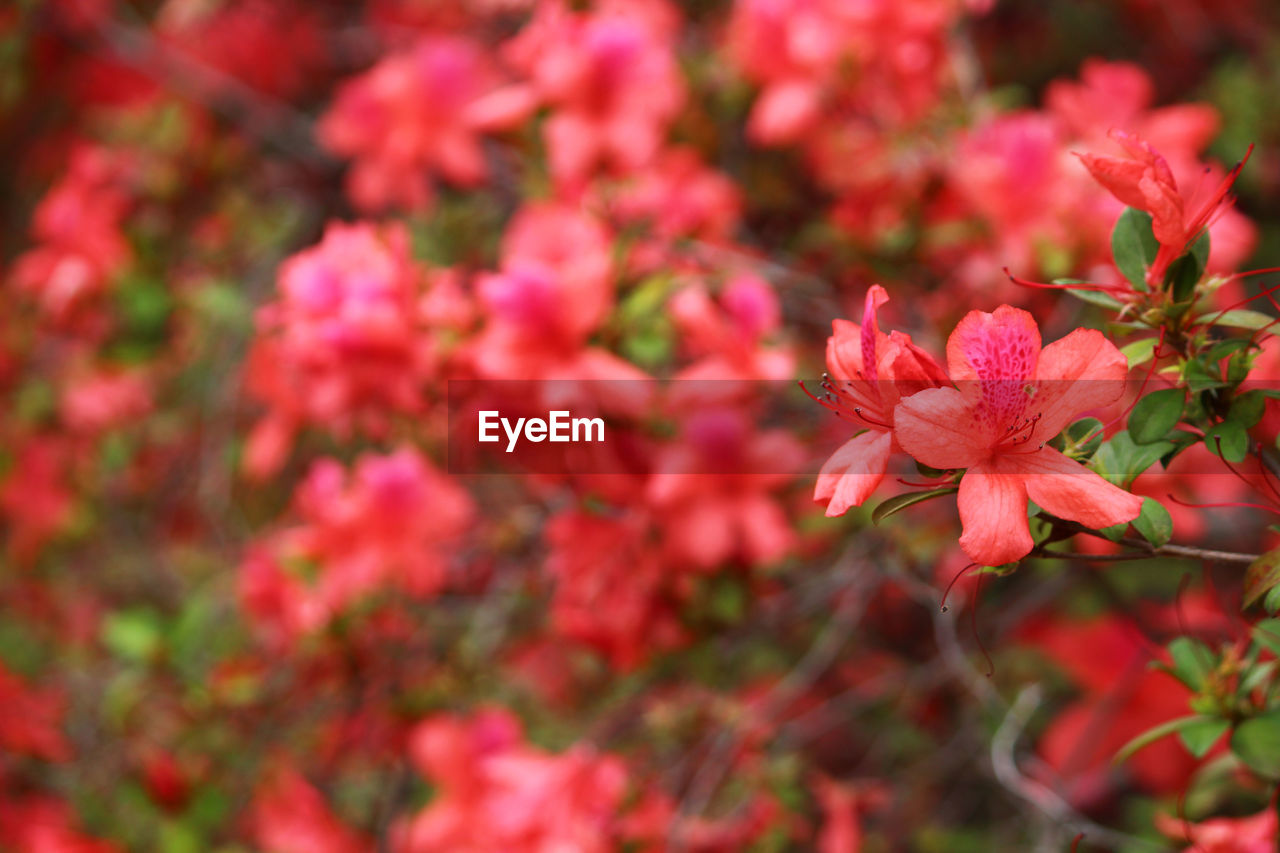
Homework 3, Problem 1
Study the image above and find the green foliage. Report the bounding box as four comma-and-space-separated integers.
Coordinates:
1128, 388, 1185, 445
1090, 430, 1174, 487
1111, 208, 1159, 291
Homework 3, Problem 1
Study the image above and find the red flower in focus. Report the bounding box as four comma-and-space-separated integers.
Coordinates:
895, 305, 1142, 565
812, 285, 949, 516
1077, 129, 1251, 289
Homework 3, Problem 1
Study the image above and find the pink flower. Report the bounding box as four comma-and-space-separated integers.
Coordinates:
239, 448, 473, 645
646, 408, 802, 570
248, 768, 371, 853
393, 710, 632, 852
1077, 129, 1251, 289
319, 36, 535, 211
244, 222, 435, 478
545, 510, 685, 669
894, 305, 1143, 565
468, 203, 651, 415
505, 0, 685, 187
813, 285, 949, 516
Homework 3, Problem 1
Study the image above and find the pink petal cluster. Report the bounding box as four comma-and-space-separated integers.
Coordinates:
818, 294, 1143, 566
392, 709, 632, 852
505, 0, 686, 188
247, 768, 372, 853
244, 222, 435, 478
319, 35, 535, 211
239, 448, 473, 645
10, 144, 134, 324
813, 285, 949, 516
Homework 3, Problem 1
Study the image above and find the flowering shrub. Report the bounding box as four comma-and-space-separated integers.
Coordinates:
5, 1, 1280, 850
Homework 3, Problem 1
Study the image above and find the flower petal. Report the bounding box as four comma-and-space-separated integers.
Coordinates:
957, 460, 1033, 566
947, 305, 1041, 386
1032, 328, 1128, 440
894, 387, 989, 470
1019, 447, 1144, 530
814, 430, 892, 516
826, 318, 865, 381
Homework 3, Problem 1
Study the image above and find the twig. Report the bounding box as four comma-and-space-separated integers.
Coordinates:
991, 686, 1171, 852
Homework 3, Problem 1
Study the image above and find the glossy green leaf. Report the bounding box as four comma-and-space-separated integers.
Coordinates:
1132, 497, 1173, 547
1230, 390, 1267, 429
1120, 337, 1158, 368
1166, 636, 1216, 691
1193, 309, 1278, 331
1178, 716, 1230, 758
1090, 431, 1176, 487
1111, 208, 1159, 291
1230, 711, 1280, 778
1129, 388, 1185, 445
1204, 420, 1249, 463
1115, 714, 1216, 765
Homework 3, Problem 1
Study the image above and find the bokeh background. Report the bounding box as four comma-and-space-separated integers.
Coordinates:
1, 0, 1279, 850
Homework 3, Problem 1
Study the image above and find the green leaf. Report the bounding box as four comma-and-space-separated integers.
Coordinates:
1190, 228, 1211, 268
1178, 717, 1230, 758
1164, 252, 1201, 302
1132, 497, 1173, 547
1239, 660, 1276, 696
1111, 208, 1159, 291
1184, 359, 1227, 392
1129, 388, 1185, 444
1245, 551, 1280, 611
102, 609, 163, 662
1120, 337, 1159, 368
1060, 417, 1103, 457
1193, 309, 1278, 331
1115, 714, 1217, 764
1204, 420, 1249, 463
871, 487, 958, 526
1230, 710, 1280, 778
1062, 286, 1125, 310
1230, 390, 1267, 429
1207, 337, 1253, 363
1252, 618, 1280, 658
1266, 585, 1280, 615
1166, 636, 1216, 691
1090, 431, 1176, 487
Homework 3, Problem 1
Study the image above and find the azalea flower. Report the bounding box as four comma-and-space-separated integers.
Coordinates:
895, 305, 1143, 565
1077, 129, 1251, 289
812, 285, 949, 516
